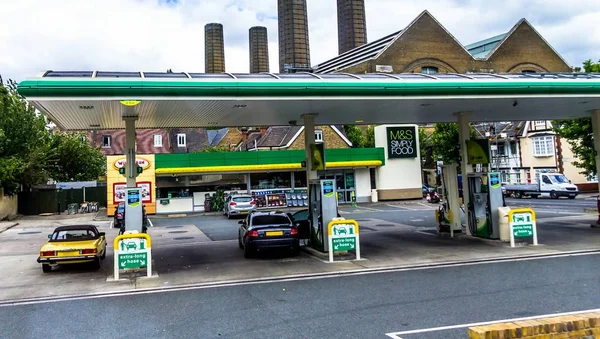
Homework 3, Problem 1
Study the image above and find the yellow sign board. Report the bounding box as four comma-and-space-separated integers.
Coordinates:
120, 100, 141, 107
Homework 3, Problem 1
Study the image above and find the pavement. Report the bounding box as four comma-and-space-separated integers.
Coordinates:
0, 197, 599, 303
0, 221, 18, 234
0, 252, 598, 339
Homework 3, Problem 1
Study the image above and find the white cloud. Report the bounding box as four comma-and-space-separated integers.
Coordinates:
1, 0, 599, 82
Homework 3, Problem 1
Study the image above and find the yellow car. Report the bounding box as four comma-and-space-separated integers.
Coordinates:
37, 225, 107, 273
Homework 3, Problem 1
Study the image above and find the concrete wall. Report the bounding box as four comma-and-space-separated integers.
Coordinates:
374, 124, 422, 200
354, 168, 372, 202
0, 194, 18, 220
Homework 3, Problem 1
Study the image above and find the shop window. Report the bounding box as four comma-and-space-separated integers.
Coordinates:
154, 135, 163, 147
101, 135, 111, 148
293, 171, 307, 188
370, 168, 376, 189
250, 172, 291, 190
315, 130, 323, 143
177, 133, 186, 147
532, 136, 554, 157
421, 66, 438, 74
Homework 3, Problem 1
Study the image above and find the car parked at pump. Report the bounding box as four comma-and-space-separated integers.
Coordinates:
114, 202, 149, 234
238, 211, 300, 258
37, 225, 107, 273
224, 194, 257, 219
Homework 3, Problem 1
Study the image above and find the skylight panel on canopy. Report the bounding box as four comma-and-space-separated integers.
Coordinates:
143, 72, 189, 78
95, 71, 141, 78
43, 71, 93, 77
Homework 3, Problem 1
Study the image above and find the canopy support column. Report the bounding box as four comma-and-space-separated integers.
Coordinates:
303, 114, 318, 183
457, 112, 472, 235
124, 117, 137, 188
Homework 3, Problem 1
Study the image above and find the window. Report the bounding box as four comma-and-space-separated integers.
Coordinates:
535, 120, 546, 126
532, 136, 554, 156
542, 175, 552, 184
153, 135, 163, 147
315, 130, 323, 143
177, 133, 186, 147
251, 215, 291, 226
522, 70, 537, 73
421, 66, 438, 74
101, 135, 111, 148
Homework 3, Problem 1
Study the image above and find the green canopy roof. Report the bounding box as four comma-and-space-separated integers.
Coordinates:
17, 71, 600, 130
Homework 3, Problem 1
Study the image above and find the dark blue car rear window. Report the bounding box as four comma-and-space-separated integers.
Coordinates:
252, 215, 290, 226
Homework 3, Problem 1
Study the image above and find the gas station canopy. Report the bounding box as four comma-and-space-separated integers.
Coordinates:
17, 71, 600, 130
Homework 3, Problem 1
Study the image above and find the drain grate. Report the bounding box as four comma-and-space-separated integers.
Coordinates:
18, 231, 42, 235
376, 224, 395, 227
173, 237, 195, 240
165, 225, 184, 229
168, 230, 188, 234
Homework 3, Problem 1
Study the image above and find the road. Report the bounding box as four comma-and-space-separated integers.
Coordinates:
150, 197, 594, 240
1, 252, 598, 339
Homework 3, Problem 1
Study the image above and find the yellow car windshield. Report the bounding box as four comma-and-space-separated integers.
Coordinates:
50, 229, 98, 242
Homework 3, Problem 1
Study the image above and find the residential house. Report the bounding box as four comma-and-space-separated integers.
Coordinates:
88, 129, 170, 155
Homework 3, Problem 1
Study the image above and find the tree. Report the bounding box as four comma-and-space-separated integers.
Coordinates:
552, 59, 600, 177
419, 127, 434, 168
364, 126, 375, 148
0, 79, 54, 194
197, 145, 232, 153
344, 125, 365, 148
49, 132, 106, 182
429, 123, 478, 165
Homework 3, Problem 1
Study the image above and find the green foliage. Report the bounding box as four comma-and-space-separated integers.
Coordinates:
0, 79, 53, 194
364, 126, 375, 148
211, 189, 225, 211
49, 132, 106, 182
198, 145, 232, 153
419, 128, 434, 167
552, 59, 600, 177
343, 125, 376, 148
430, 123, 478, 165
344, 125, 365, 148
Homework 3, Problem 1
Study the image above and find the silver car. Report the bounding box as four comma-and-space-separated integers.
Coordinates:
224, 194, 257, 219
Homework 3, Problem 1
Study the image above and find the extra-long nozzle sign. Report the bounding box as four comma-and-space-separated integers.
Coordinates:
113, 232, 152, 280
327, 219, 361, 263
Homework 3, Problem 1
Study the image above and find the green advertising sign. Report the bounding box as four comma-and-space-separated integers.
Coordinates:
512, 224, 534, 238
332, 237, 356, 252
118, 252, 148, 269
466, 139, 490, 165
386, 126, 417, 159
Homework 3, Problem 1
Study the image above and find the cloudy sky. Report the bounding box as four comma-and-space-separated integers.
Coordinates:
1, 0, 599, 82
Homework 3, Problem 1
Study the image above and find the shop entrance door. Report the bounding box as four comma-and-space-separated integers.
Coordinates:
319, 171, 356, 204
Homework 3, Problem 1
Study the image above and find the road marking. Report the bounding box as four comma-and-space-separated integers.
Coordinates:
109, 220, 114, 229
1, 250, 599, 308
355, 206, 385, 212
417, 203, 437, 210
385, 307, 600, 338
415, 230, 437, 237
386, 204, 416, 211
148, 219, 154, 228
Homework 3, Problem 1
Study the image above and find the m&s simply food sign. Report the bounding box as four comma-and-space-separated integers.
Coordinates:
386, 126, 417, 159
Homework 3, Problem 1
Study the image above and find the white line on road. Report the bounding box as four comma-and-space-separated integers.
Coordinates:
386, 204, 416, 210
385, 308, 600, 338
417, 203, 437, 210
148, 218, 154, 228
1, 250, 598, 308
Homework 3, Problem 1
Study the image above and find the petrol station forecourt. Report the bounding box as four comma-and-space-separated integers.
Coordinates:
2, 70, 600, 309
17, 71, 600, 225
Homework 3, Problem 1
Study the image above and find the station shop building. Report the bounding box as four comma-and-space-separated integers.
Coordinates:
106, 125, 422, 216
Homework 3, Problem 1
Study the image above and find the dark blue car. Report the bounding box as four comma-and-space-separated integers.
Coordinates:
238, 211, 300, 258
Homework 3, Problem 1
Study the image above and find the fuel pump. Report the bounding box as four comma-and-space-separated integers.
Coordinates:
466, 172, 503, 239
308, 179, 339, 252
